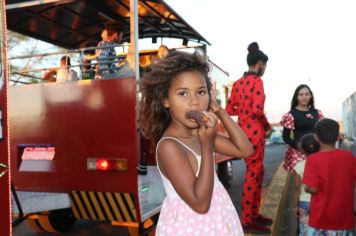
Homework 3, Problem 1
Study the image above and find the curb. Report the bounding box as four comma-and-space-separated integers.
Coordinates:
245, 163, 290, 236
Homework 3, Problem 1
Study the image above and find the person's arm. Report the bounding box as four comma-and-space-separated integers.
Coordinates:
43, 69, 57, 82
305, 185, 318, 194
302, 158, 319, 194
317, 110, 324, 120
84, 54, 97, 60
282, 128, 297, 149
157, 113, 218, 214
252, 78, 270, 131
294, 171, 301, 214
225, 82, 240, 116
211, 101, 254, 159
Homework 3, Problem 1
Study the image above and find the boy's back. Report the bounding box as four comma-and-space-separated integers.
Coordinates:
303, 149, 356, 230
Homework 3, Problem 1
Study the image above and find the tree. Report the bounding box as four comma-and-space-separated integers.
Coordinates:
7, 31, 61, 85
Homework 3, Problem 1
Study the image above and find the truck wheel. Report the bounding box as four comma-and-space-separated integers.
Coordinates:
217, 161, 233, 188
27, 209, 76, 233
25, 217, 43, 232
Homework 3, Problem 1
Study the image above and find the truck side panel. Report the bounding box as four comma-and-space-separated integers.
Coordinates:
10, 78, 140, 194
0, 0, 11, 234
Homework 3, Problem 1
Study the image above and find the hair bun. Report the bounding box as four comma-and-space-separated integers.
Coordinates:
248, 42, 259, 53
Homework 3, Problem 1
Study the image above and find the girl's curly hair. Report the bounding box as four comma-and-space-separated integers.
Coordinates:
140, 51, 212, 148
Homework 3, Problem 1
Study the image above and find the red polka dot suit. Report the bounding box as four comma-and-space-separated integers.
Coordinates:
225, 71, 270, 226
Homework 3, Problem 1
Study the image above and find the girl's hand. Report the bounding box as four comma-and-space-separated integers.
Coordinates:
197, 111, 218, 146
264, 128, 272, 138
210, 89, 222, 113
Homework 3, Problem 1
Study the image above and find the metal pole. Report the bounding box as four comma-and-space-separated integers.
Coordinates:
130, 0, 139, 83
6, 0, 76, 10
129, 0, 145, 224
0, 0, 12, 235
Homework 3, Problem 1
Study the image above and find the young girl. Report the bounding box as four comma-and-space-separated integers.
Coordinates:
294, 133, 320, 235
140, 52, 254, 235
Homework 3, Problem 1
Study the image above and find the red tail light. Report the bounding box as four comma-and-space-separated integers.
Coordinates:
87, 158, 128, 171
97, 159, 109, 170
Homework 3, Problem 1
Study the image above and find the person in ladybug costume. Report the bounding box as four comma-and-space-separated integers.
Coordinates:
226, 42, 272, 234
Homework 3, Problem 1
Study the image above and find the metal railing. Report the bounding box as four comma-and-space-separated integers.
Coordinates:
8, 44, 206, 85
9, 44, 129, 84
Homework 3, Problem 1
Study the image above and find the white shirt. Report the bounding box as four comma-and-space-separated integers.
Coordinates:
56, 68, 79, 82
294, 160, 311, 202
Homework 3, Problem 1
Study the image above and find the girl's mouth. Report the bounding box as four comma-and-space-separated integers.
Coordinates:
186, 111, 209, 124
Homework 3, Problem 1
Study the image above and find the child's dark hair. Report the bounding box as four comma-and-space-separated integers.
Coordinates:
315, 118, 339, 145
300, 133, 320, 155
291, 84, 315, 110
60, 56, 71, 65
104, 23, 123, 36
140, 51, 212, 147
247, 42, 268, 66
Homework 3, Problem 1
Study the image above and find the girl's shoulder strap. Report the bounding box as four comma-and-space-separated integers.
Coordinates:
156, 136, 199, 157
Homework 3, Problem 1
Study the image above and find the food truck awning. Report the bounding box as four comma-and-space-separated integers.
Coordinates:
6, 0, 210, 49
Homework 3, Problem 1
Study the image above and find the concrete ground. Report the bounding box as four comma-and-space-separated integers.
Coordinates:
279, 173, 297, 235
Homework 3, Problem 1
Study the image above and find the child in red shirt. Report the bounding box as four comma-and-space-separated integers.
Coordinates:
303, 118, 356, 234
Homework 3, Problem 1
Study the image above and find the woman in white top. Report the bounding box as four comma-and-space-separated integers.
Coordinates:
43, 56, 78, 82
56, 56, 78, 82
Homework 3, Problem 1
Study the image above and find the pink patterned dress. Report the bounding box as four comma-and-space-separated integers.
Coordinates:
155, 137, 243, 236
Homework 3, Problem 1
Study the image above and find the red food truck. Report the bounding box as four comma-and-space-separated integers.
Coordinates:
0, 1, 11, 235
0, 1, 235, 235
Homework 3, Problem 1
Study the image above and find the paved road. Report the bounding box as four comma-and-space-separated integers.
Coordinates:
228, 143, 287, 214
13, 144, 288, 236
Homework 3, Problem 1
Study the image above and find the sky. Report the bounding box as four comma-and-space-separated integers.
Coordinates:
165, 0, 356, 123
